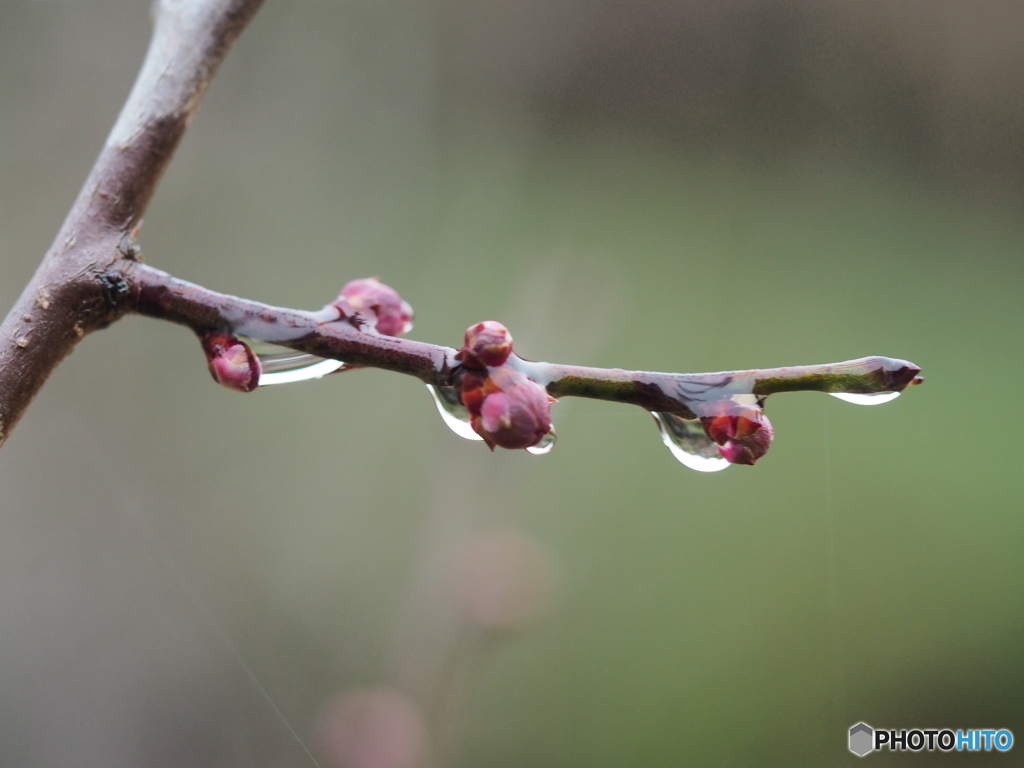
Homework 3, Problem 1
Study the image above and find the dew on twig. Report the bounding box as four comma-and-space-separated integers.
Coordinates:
651, 411, 731, 472
426, 384, 483, 441
252, 342, 348, 386
525, 428, 556, 455
829, 391, 901, 405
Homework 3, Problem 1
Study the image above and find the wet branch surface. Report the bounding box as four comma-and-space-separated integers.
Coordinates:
130, 264, 454, 379
0, 0, 922, 452
130, 263, 922, 419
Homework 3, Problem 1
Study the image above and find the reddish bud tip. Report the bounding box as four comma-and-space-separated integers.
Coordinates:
457, 321, 513, 369
873, 357, 923, 391
460, 366, 552, 450
201, 331, 261, 392
700, 403, 774, 465
335, 277, 413, 336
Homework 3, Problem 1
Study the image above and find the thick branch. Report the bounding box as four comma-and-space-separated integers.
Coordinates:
129, 264, 923, 419
0, 0, 263, 448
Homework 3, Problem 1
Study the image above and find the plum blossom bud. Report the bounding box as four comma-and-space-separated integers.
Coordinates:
335, 277, 413, 336
200, 331, 261, 392
700, 402, 774, 465
460, 366, 552, 450
456, 529, 558, 634
317, 688, 428, 768
456, 321, 513, 369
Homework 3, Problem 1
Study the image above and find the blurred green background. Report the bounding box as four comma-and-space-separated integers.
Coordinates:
1, 0, 1023, 765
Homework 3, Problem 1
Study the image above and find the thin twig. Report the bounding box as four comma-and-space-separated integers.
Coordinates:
129, 263, 922, 418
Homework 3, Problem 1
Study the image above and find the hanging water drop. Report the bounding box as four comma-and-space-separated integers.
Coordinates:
259, 357, 346, 385
526, 428, 556, 456
651, 412, 730, 472
426, 384, 483, 441
829, 391, 901, 406
253, 342, 347, 386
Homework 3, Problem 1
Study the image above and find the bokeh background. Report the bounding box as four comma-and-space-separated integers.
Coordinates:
1, 0, 1023, 765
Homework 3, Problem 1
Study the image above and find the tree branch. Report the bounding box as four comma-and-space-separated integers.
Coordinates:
0, 0, 924, 460
0, 0, 264, 448
129, 262, 923, 420
131, 263, 452, 379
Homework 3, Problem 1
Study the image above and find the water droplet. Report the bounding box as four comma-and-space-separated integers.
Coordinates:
651, 412, 730, 472
829, 391, 901, 406
426, 384, 483, 441
251, 342, 346, 386
526, 428, 556, 455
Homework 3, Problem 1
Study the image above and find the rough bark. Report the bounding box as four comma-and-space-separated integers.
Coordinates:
0, 0, 264, 448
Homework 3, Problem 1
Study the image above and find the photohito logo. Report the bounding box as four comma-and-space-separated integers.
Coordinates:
848, 723, 1014, 756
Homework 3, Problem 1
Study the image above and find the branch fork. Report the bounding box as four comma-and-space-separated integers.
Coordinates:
0, 0, 923, 464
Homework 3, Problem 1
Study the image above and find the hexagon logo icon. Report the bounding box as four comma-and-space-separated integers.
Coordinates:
849, 722, 874, 757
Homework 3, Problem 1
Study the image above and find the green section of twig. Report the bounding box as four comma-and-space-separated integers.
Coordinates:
132, 264, 922, 418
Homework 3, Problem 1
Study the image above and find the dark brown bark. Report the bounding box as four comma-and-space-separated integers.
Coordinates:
0, 0, 264, 448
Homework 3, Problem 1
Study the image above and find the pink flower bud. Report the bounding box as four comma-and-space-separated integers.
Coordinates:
317, 688, 428, 768
456, 529, 558, 634
200, 331, 261, 392
335, 277, 413, 336
457, 321, 513, 369
460, 366, 552, 450
700, 402, 774, 465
